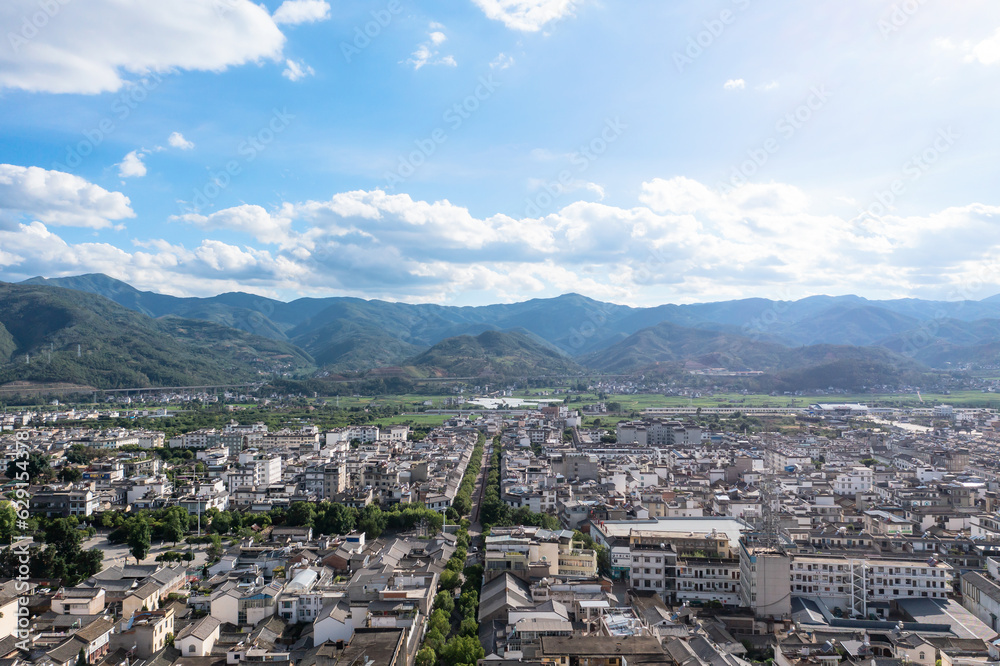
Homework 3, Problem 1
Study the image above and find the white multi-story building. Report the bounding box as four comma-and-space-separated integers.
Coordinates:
738, 542, 791, 618
616, 420, 701, 448
228, 453, 282, 491
763, 447, 813, 472
379, 425, 409, 442
787, 554, 952, 617
962, 557, 1000, 633
833, 466, 874, 496
676, 558, 742, 606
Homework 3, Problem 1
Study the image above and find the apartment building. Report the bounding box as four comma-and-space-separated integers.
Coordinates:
833, 466, 875, 495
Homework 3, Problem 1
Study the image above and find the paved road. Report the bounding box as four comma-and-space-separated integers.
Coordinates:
468, 439, 492, 541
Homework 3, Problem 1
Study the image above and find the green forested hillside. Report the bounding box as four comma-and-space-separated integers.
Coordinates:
0, 283, 313, 389
406, 330, 582, 377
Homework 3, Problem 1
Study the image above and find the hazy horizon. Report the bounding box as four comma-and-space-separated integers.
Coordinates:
19, 272, 1000, 309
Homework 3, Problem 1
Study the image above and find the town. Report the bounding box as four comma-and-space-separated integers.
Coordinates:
0, 395, 999, 666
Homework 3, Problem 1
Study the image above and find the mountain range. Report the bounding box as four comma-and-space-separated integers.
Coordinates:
4, 273, 1000, 390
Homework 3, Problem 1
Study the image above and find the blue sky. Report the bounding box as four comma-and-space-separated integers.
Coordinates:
1, 0, 999, 306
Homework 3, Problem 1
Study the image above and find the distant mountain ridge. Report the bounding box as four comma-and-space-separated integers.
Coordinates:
0, 282, 313, 389
14, 274, 1000, 384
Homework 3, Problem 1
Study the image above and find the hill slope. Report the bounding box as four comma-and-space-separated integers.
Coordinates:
406, 330, 582, 377
580, 321, 788, 373
582, 321, 931, 390
0, 283, 313, 389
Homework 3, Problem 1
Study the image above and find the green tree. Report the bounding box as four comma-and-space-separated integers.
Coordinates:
127, 517, 152, 563
76, 648, 87, 666
45, 517, 82, 557
207, 534, 224, 561
58, 467, 83, 484
439, 569, 461, 590
0, 502, 17, 543
358, 504, 386, 539
211, 512, 232, 535
459, 616, 478, 637
428, 608, 450, 636
6, 452, 50, 484
76, 550, 102, 581
162, 513, 185, 545
287, 502, 316, 528
458, 590, 478, 618
433, 591, 455, 614
423, 628, 446, 654
415, 647, 436, 666
315, 502, 357, 535
461, 565, 483, 596
439, 636, 485, 665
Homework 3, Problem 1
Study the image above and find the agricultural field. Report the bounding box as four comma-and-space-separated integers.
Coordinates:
330, 388, 1000, 416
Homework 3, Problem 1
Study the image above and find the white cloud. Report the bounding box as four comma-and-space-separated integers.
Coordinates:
272, 0, 331, 25
527, 178, 604, 200
0, 0, 286, 94
175, 204, 296, 248
117, 151, 147, 178
471, 0, 582, 32
756, 80, 779, 91
6, 175, 1000, 305
405, 26, 458, 70
168, 132, 195, 150
0, 164, 134, 229
490, 52, 515, 69
966, 27, 1000, 65
282, 59, 315, 81
723, 78, 746, 90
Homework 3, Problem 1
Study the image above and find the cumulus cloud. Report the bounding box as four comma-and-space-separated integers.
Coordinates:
0, 0, 286, 94
0, 164, 134, 229
117, 151, 147, 178
168, 132, 195, 150
966, 27, 1000, 65
471, 0, 583, 32
282, 58, 315, 81
723, 78, 746, 90
272, 0, 331, 25
405, 26, 458, 70
175, 204, 296, 248
4, 175, 1000, 304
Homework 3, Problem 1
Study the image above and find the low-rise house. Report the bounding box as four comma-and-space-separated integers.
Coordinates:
112, 608, 174, 659
175, 615, 221, 657
51, 587, 106, 616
